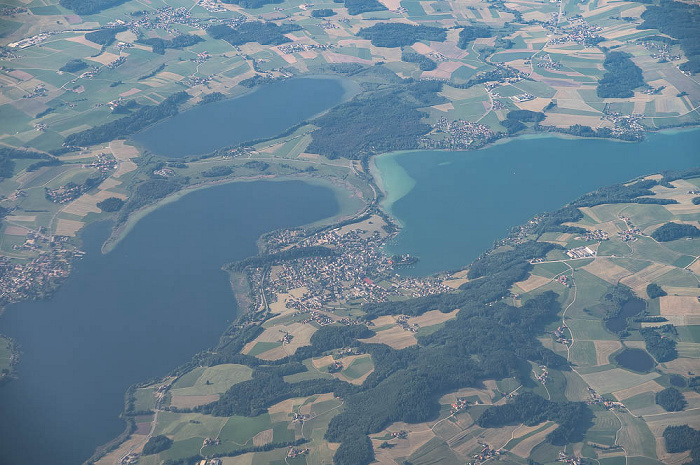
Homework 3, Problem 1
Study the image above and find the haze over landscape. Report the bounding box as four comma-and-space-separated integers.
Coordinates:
0, 0, 699, 463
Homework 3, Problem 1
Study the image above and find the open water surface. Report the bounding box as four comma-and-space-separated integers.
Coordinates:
132, 77, 352, 157
0, 180, 339, 465
376, 129, 700, 275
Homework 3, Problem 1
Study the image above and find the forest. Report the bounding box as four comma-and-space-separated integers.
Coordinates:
84, 26, 126, 46
641, 327, 677, 362
500, 110, 544, 134
457, 25, 492, 49
96, 197, 124, 212
59, 0, 126, 14
59, 59, 88, 73
142, 435, 173, 455
357, 23, 446, 47
64, 91, 190, 147
401, 51, 437, 71
651, 222, 700, 242
119, 179, 183, 219
311, 8, 336, 17
307, 78, 444, 159
646, 283, 667, 299
207, 22, 301, 46
596, 51, 644, 98
342, 0, 386, 15
477, 392, 592, 445
139, 34, 203, 54
663, 425, 700, 465
0, 147, 51, 180
640, 0, 700, 74
655, 387, 687, 411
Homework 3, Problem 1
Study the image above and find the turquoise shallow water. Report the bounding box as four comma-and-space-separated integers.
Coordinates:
376, 130, 700, 276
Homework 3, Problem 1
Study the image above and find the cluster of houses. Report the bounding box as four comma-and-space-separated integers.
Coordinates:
256, 225, 450, 317
202, 437, 221, 447
617, 215, 641, 242
277, 43, 334, 55
397, 315, 419, 333
579, 229, 609, 242
451, 398, 469, 414
586, 387, 625, 411
558, 451, 583, 465
536, 54, 561, 70
557, 274, 571, 287
0, 243, 80, 308
546, 16, 603, 46
287, 447, 310, 458
469, 444, 503, 465
8, 32, 55, 49
426, 117, 499, 150
535, 365, 549, 384
553, 325, 571, 345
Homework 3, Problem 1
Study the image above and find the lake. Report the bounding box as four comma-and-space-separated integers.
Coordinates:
615, 348, 655, 372
605, 298, 646, 333
0, 180, 340, 465
374, 129, 700, 276
132, 77, 354, 157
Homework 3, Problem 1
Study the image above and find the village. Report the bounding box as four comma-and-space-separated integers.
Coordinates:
238, 214, 454, 317
0, 239, 82, 309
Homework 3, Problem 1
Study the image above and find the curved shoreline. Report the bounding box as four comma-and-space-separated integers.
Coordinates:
102, 173, 368, 254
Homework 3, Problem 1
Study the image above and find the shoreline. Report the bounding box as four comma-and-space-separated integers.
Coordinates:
129, 75, 362, 158
102, 172, 367, 254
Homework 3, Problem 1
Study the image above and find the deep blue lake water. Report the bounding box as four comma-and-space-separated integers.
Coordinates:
376, 129, 700, 276
0, 180, 339, 465
132, 77, 352, 157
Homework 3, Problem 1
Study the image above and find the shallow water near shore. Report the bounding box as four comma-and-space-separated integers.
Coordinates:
0, 180, 339, 465
376, 129, 700, 276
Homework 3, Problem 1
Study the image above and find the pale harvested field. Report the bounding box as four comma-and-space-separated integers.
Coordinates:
170, 394, 219, 409
360, 326, 417, 349
660, 296, 700, 315
65, 35, 102, 49
514, 97, 550, 112
323, 51, 373, 65
662, 357, 700, 376
621, 264, 676, 290
432, 102, 455, 112
369, 315, 397, 327
647, 409, 700, 465
408, 309, 459, 327
543, 113, 607, 128
580, 368, 660, 393
119, 88, 141, 98
582, 258, 633, 284
89, 51, 122, 65
6, 215, 36, 222
336, 214, 387, 238
252, 429, 273, 446
222, 454, 254, 465
312, 355, 335, 370
55, 218, 84, 236
94, 433, 149, 465
372, 422, 435, 464
690, 260, 700, 275
110, 140, 139, 178
513, 273, 551, 292
593, 340, 622, 366
511, 423, 558, 458
439, 386, 495, 405
612, 379, 665, 401
3, 225, 28, 235
443, 277, 468, 289
422, 61, 463, 80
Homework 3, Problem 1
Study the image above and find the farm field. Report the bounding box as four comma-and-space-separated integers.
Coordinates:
0, 0, 699, 462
